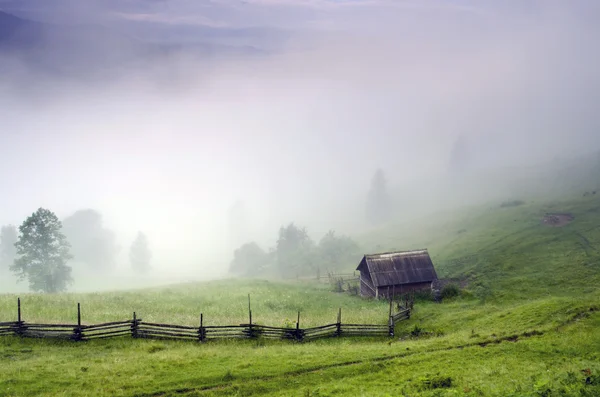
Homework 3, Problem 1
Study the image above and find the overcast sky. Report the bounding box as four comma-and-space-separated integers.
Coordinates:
1, 0, 599, 279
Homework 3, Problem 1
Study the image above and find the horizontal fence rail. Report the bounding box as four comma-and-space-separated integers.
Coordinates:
0, 297, 412, 344
392, 309, 411, 323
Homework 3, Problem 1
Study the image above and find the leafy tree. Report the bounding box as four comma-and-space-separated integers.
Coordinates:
366, 168, 391, 225
229, 242, 268, 276
0, 224, 18, 269
11, 208, 73, 293
275, 223, 315, 278
62, 209, 119, 271
130, 232, 151, 274
317, 230, 360, 272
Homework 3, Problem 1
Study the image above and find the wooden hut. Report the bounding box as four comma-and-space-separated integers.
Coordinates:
356, 249, 438, 299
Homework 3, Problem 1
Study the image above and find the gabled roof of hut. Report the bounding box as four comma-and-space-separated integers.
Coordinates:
356, 249, 438, 288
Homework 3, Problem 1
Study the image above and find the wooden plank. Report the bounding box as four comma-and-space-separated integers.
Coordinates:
23, 323, 78, 329
204, 328, 246, 333
81, 321, 132, 329
81, 323, 133, 332
136, 330, 198, 339
238, 324, 292, 331
83, 328, 132, 338
304, 329, 337, 336
138, 326, 197, 335
303, 324, 338, 331
204, 333, 247, 338
304, 330, 338, 336
204, 325, 246, 330
138, 322, 197, 330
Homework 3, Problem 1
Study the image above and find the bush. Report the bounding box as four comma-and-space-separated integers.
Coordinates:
331, 278, 344, 293
441, 284, 460, 300
420, 375, 453, 390
347, 283, 359, 296
473, 282, 492, 303
411, 324, 423, 337
413, 290, 434, 301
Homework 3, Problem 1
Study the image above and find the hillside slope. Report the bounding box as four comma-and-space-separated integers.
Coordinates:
358, 194, 600, 301
1, 195, 599, 396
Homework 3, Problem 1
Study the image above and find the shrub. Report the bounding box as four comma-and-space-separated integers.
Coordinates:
331, 278, 344, 293
411, 324, 423, 337
413, 290, 434, 301
473, 282, 492, 303
347, 283, 359, 296
420, 375, 453, 390
441, 284, 460, 300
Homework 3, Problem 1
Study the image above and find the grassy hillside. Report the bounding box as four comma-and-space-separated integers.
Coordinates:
359, 194, 600, 300
1, 195, 600, 396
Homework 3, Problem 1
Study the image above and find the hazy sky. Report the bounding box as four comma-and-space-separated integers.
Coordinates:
1, 0, 599, 279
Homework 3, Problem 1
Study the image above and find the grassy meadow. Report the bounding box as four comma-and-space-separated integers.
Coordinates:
1, 194, 600, 396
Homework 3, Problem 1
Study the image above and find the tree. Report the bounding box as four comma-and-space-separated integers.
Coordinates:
11, 208, 73, 293
62, 209, 119, 271
130, 232, 151, 274
317, 230, 360, 273
0, 225, 18, 269
366, 168, 391, 225
275, 223, 315, 278
229, 242, 268, 276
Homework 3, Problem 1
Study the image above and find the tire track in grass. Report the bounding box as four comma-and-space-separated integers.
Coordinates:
137, 306, 599, 396
136, 330, 549, 397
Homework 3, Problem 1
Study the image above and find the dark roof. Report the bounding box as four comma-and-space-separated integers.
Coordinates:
356, 249, 438, 288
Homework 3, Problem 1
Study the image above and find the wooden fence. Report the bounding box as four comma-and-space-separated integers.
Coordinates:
0, 297, 410, 343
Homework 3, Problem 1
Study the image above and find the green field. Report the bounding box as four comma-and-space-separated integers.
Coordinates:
1, 195, 600, 396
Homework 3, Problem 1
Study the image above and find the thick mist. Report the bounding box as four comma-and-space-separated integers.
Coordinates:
1, 0, 599, 292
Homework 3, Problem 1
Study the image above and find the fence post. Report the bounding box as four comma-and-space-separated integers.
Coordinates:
388, 298, 394, 337
199, 313, 205, 343
247, 294, 256, 338
16, 297, 24, 336
132, 312, 138, 338
295, 311, 302, 342
336, 308, 341, 337
73, 303, 83, 341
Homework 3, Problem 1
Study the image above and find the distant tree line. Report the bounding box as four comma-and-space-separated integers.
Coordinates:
1, 207, 152, 293
229, 224, 360, 279
229, 167, 397, 278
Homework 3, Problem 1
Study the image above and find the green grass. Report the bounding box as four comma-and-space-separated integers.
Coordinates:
0, 280, 389, 327
1, 195, 600, 396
